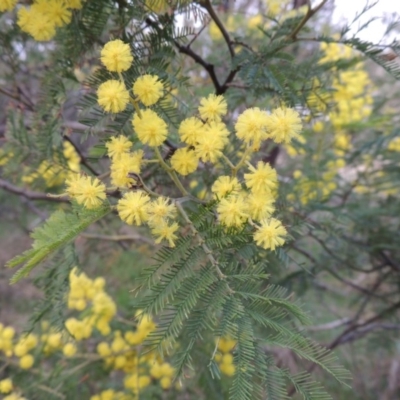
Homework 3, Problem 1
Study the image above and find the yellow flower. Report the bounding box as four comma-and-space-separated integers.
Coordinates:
19, 354, 34, 370
0, 0, 17, 12
235, 107, 269, 147
64, 0, 84, 9
132, 109, 168, 147
19, 7, 56, 41
198, 94, 227, 122
253, 218, 287, 250
145, 0, 168, 13
97, 342, 112, 357
117, 191, 151, 225
211, 176, 241, 198
217, 195, 248, 228
97, 80, 129, 113
63, 342, 77, 357
388, 137, 400, 152
40, 0, 72, 27
151, 221, 179, 247
244, 161, 278, 195
266, 107, 302, 144
66, 174, 106, 209
220, 362, 235, 376
194, 122, 228, 163
1, 326, 15, 340
0, 378, 12, 394
147, 197, 177, 226
133, 74, 164, 106
100, 39, 133, 73
106, 136, 133, 159
170, 147, 199, 176
246, 192, 275, 221
65, 318, 92, 341
178, 117, 203, 146
160, 376, 172, 389
110, 150, 143, 188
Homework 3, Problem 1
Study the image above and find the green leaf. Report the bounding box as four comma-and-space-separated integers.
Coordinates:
6, 204, 111, 283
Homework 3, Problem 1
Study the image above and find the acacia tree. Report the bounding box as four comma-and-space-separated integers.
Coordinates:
0, 0, 399, 399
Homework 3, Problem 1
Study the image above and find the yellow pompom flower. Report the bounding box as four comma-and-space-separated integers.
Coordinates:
97, 342, 112, 357
170, 147, 199, 176
246, 193, 275, 221
178, 117, 203, 146
217, 195, 248, 228
194, 122, 228, 163
266, 107, 302, 144
100, 39, 133, 73
147, 197, 177, 226
388, 137, 400, 152
117, 191, 151, 225
133, 74, 164, 106
151, 221, 179, 247
2, 326, 15, 340
106, 136, 133, 159
211, 176, 241, 198
110, 150, 143, 188
253, 218, 287, 250
160, 376, 172, 389
63, 342, 77, 357
198, 94, 227, 121
220, 362, 235, 376
0, 378, 12, 394
17, 7, 32, 31
19, 354, 34, 370
97, 80, 129, 113
244, 161, 278, 195
41, 0, 72, 27
235, 107, 269, 147
0, 0, 17, 12
132, 109, 168, 147
66, 175, 106, 209
20, 7, 56, 41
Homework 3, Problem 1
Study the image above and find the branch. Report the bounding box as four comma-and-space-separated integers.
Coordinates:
287, 0, 329, 40
0, 178, 69, 203
173, 39, 222, 93
63, 136, 99, 176
200, 0, 235, 58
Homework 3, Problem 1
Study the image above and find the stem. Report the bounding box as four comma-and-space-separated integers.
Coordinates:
221, 154, 235, 169
154, 147, 190, 196
201, 0, 235, 58
175, 202, 226, 281
287, 0, 329, 40
130, 97, 142, 118
232, 145, 252, 176
208, 337, 220, 367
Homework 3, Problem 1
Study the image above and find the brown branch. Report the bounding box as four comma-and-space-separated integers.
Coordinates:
287, 0, 329, 40
63, 136, 99, 176
173, 39, 223, 93
0, 178, 69, 203
200, 0, 235, 58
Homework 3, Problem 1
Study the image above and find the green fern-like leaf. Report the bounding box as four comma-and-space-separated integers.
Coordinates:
6, 204, 111, 283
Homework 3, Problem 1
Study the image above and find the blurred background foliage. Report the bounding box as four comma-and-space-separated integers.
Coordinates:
1, 0, 400, 399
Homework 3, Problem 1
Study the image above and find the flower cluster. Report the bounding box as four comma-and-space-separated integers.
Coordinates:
66, 268, 116, 337
0, 269, 178, 398
215, 337, 236, 376
65, 39, 304, 250
15, 0, 85, 41
22, 142, 80, 188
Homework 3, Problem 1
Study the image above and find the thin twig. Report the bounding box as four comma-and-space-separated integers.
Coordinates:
63, 136, 99, 176
200, 0, 235, 58
0, 178, 69, 203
